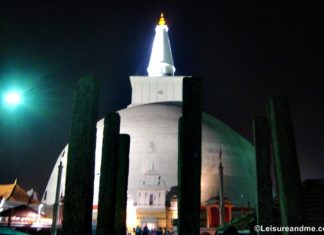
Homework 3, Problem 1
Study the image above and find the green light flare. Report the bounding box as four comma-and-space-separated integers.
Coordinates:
3, 90, 23, 107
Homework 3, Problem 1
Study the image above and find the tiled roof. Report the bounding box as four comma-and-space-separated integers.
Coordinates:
0, 181, 16, 200
0, 180, 38, 204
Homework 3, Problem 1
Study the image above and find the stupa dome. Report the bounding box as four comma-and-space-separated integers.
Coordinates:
114, 102, 256, 206
43, 102, 256, 208
42, 15, 257, 220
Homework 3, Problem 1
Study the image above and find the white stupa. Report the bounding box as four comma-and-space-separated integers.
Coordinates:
147, 13, 175, 76
42, 13, 256, 229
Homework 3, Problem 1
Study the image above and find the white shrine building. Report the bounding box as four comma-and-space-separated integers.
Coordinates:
42, 13, 256, 231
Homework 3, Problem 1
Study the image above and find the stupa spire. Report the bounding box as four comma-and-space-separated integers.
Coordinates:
147, 13, 176, 76
159, 13, 166, 26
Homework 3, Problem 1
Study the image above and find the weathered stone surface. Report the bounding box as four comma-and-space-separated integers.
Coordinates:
97, 113, 120, 235
178, 77, 202, 235
62, 75, 99, 235
115, 134, 130, 235
253, 116, 274, 235
267, 97, 303, 232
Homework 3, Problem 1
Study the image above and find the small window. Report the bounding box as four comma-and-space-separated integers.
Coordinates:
44, 191, 47, 201
149, 194, 153, 206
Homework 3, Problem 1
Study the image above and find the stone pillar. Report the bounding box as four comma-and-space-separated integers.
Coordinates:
62, 75, 99, 235
253, 116, 274, 235
178, 77, 202, 235
97, 113, 120, 235
267, 97, 303, 231
218, 151, 225, 226
206, 206, 211, 228
228, 205, 233, 221
115, 134, 130, 235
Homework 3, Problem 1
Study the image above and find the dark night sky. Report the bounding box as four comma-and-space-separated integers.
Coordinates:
0, 1, 322, 196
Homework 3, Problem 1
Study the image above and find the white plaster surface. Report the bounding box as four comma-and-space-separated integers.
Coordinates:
43, 102, 256, 209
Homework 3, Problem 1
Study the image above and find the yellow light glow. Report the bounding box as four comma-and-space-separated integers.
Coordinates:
127, 204, 137, 231
158, 13, 166, 26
